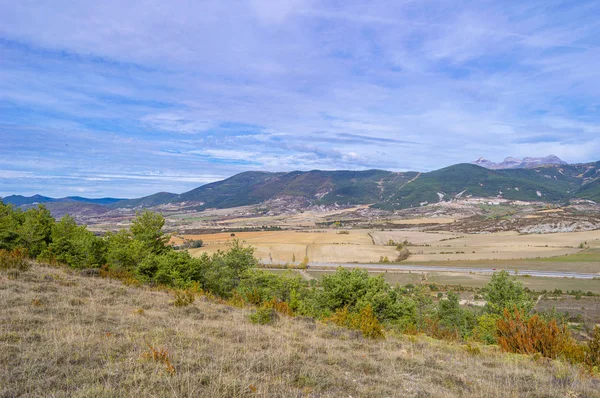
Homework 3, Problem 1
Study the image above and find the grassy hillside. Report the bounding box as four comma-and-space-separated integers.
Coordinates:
577, 179, 600, 202
2, 265, 598, 398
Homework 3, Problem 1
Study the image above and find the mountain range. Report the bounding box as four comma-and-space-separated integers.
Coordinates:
0, 195, 124, 207
3, 159, 600, 215
471, 155, 567, 170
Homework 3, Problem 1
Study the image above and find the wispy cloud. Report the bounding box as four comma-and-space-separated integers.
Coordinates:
0, 0, 599, 197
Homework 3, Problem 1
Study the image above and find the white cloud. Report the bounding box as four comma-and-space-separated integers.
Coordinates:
0, 0, 599, 197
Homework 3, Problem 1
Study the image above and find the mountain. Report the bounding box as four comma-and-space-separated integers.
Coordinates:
374, 163, 581, 209
61, 196, 124, 205
110, 170, 419, 210
1, 195, 124, 207
39, 202, 111, 219
471, 155, 567, 170
110, 162, 600, 211
108, 192, 179, 209
1, 194, 56, 206
6, 160, 600, 214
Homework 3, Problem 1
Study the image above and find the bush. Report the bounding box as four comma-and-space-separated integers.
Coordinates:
173, 290, 195, 307
42, 215, 106, 268
249, 306, 278, 325
585, 326, 600, 368
179, 239, 203, 249
395, 247, 410, 262
496, 308, 583, 362
263, 297, 293, 316
326, 305, 384, 339
236, 270, 303, 305
0, 248, 30, 271
483, 271, 533, 316
436, 292, 475, 339
473, 314, 500, 344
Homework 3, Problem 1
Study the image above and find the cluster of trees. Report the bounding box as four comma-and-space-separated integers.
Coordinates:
0, 202, 258, 298
1, 201, 597, 367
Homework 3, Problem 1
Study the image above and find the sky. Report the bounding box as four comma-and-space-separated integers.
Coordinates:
1, 0, 599, 198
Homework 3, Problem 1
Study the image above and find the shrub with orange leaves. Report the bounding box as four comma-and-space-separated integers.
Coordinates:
227, 291, 247, 308
0, 248, 30, 271
142, 343, 175, 375
496, 308, 584, 363
263, 297, 293, 316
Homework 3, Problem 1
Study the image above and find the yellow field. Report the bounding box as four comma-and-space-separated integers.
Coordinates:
185, 230, 397, 263
389, 218, 456, 225
182, 228, 600, 264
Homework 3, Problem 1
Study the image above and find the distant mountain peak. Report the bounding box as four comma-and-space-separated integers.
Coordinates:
471, 155, 566, 170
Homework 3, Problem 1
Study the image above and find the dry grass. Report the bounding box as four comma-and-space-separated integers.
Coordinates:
3, 265, 599, 397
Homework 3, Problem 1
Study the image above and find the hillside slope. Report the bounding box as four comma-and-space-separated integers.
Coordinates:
2, 265, 598, 397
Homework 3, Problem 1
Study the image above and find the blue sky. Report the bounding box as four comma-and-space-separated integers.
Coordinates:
1, 0, 599, 198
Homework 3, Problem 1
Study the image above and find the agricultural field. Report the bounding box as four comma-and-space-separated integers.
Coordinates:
182, 230, 400, 263
180, 227, 600, 268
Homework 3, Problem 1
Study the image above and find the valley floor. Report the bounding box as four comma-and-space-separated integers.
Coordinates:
2, 265, 600, 397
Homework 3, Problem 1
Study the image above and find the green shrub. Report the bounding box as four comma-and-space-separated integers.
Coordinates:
249, 306, 278, 325
483, 271, 533, 316
436, 292, 475, 338
236, 269, 303, 304
473, 314, 500, 344
585, 326, 600, 368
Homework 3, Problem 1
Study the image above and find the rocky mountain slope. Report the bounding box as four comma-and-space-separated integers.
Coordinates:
472, 155, 567, 169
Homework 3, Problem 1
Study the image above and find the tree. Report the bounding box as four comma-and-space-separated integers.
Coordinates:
483, 271, 533, 316
0, 201, 21, 251
320, 268, 409, 323
437, 292, 475, 338
411, 284, 434, 330
17, 205, 54, 257
45, 215, 105, 268
105, 229, 138, 270
130, 210, 170, 255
